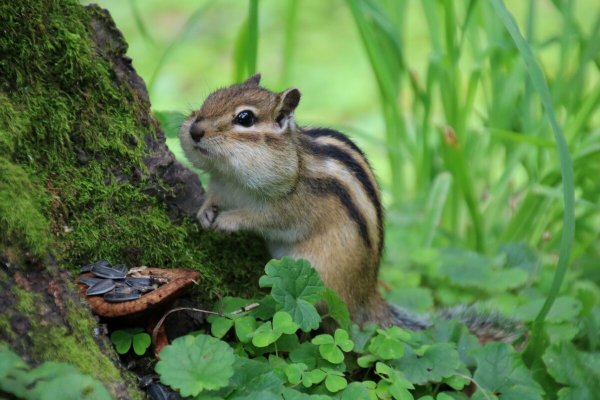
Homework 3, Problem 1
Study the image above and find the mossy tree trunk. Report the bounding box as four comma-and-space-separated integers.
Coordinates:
0, 1, 268, 398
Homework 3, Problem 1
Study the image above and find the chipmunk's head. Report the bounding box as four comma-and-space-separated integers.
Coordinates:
180, 73, 301, 195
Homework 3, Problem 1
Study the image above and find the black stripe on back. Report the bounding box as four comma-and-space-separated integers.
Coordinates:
304, 177, 372, 250
302, 128, 366, 158
300, 136, 383, 256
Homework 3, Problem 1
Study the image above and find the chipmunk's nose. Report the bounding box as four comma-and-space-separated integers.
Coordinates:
189, 121, 205, 142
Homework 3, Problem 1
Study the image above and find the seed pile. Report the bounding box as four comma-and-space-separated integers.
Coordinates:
79, 260, 167, 303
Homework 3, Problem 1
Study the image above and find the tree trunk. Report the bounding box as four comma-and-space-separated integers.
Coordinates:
0, 1, 268, 398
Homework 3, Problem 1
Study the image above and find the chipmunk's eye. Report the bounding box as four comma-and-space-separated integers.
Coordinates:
234, 110, 256, 127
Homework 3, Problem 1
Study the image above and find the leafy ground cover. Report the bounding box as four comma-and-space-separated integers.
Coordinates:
153, 257, 594, 399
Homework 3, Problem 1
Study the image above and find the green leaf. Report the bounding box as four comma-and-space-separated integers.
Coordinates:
325, 373, 347, 392
515, 296, 581, 323
290, 343, 320, 369
350, 323, 377, 353
368, 327, 409, 360
235, 315, 257, 343
282, 387, 331, 400
110, 330, 133, 354
312, 334, 335, 345
132, 332, 151, 356
322, 288, 351, 329
259, 257, 324, 332
318, 342, 345, 364
273, 311, 300, 335
252, 322, 282, 348
543, 342, 600, 399
393, 343, 460, 385
375, 362, 414, 400
334, 329, 354, 352
357, 354, 378, 368
285, 363, 307, 385
253, 295, 278, 320
497, 242, 539, 275
211, 316, 235, 338
311, 329, 353, 364
32, 369, 112, 400
199, 356, 286, 399
0, 347, 27, 377
156, 334, 234, 397
340, 382, 371, 400
438, 249, 528, 292
472, 342, 543, 400
303, 368, 327, 387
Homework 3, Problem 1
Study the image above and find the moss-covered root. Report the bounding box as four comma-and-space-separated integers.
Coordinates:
0, 267, 143, 399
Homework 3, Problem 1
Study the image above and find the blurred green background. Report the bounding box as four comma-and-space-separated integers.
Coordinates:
84, 0, 600, 315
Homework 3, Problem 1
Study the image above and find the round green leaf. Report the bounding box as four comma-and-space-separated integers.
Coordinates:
334, 329, 354, 352
234, 315, 257, 343
285, 363, 307, 385
258, 258, 324, 332
210, 316, 234, 338
325, 374, 347, 393
319, 343, 345, 364
155, 334, 234, 397
110, 330, 132, 354
132, 332, 151, 356
35, 372, 112, 400
368, 330, 406, 360
303, 369, 327, 387
273, 311, 299, 335
252, 322, 281, 347
312, 334, 334, 345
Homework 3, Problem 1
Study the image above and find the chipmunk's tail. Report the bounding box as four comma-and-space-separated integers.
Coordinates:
387, 303, 525, 344
439, 304, 526, 344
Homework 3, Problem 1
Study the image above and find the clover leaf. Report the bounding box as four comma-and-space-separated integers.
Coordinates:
367, 327, 410, 360
156, 334, 235, 397
375, 362, 414, 400
285, 363, 308, 385
312, 329, 354, 364
110, 328, 151, 355
259, 257, 325, 332
252, 312, 299, 347
323, 369, 347, 393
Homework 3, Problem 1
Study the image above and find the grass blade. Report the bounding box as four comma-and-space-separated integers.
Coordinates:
490, 0, 575, 342
234, 0, 260, 82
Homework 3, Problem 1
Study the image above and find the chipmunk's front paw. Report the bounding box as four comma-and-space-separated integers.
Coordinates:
198, 204, 218, 229
212, 213, 241, 232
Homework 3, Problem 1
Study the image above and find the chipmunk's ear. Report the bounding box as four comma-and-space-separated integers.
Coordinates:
278, 88, 301, 116
242, 73, 261, 86
275, 88, 301, 129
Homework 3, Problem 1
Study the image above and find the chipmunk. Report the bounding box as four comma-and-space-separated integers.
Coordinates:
180, 74, 522, 342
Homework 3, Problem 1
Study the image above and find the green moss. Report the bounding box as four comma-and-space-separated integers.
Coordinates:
0, 314, 15, 343
13, 286, 36, 315
12, 284, 142, 398
0, 158, 50, 258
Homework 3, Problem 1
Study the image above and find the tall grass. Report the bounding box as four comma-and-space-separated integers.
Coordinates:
490, 0, 574, 358
345, 0, 599, 262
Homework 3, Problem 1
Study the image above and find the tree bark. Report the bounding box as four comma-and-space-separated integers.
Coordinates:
0, 2, 267, 398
